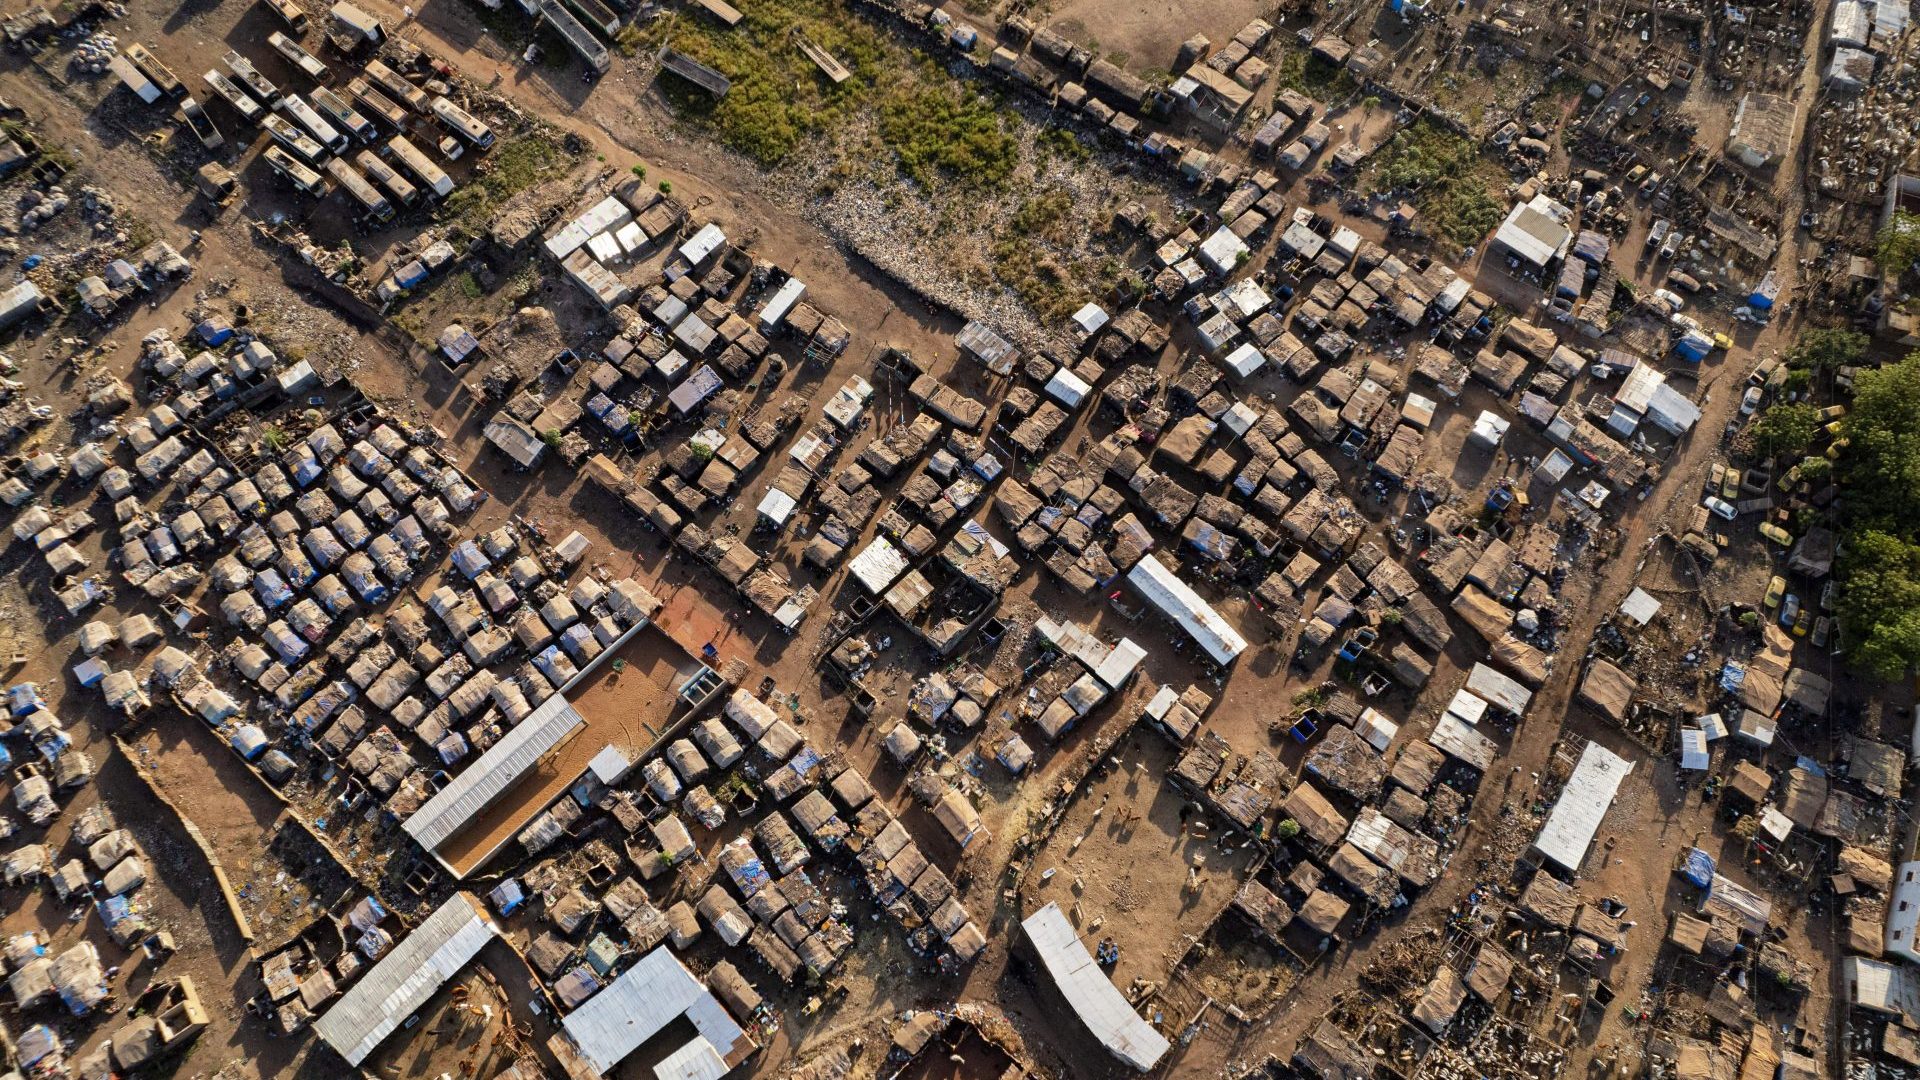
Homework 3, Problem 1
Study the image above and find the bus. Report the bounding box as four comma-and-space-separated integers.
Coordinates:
309, 86, 376, 143
262, 145, 328, 196
324, 157, 394, 223
383, 135, 453, 198
123, 44, 187, 100
276, 94, 349, 155
223, 51, 280, 102
430, 96, 492, 150
202, 69, 263, 123
354, 150, 417, 206
363, 59, 428, 112
268, 32, 332, 84
261, 112, 326, 163
345, 78, 408, 130
258, 0, 310, 32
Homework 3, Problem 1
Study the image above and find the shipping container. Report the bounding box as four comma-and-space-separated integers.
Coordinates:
109, 54, 162, 104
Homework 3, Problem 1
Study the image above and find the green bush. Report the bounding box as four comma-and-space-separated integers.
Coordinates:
1751, 402, 1819, 460
1786, 327, 1868, 370
878, 80, 1018, 188
1367, 120, 1502, 246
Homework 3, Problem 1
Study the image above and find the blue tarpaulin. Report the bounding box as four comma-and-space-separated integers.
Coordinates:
1794, 755, 1827, 777
1681, 848, 1716, 889
1719, 662, 1746, 694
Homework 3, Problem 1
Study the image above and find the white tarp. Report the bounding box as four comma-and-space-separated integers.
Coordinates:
1126, 555, 1247, 665
1534, 742, 1633, 873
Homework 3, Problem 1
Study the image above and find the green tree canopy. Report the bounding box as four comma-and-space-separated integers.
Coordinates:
1840, 352, 1920, 532
1751, 402, 1819, 460
1838, 530, 1920, 679
1878, 211, 1920, 275
1785, 327, 1868, 371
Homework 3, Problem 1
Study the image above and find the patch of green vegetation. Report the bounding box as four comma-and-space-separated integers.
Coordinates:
1835, 351, 1920, 677
441, 131, 575, 233
989, 189, 1090, 319
1877, 211, 1920, 276
1785, 326, 1868, 371
457, 271, 484, 299
878, 77, 1018, 188
1038, 124, 1090, 163
630, 0, 888, 165
1274, 49, 1356, 98
1751, 402, 1818, 460
1366, 119, 1504, 246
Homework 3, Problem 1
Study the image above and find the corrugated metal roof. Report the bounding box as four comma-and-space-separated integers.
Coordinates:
403, 694, 585, 852
561, 947, 746, 1077
1534, 742, 1633, 872
654, 1037, 729, 1080
1126, 556, 1246, 665
1022, 902, 1169, 1071
314, 894, 495, 1065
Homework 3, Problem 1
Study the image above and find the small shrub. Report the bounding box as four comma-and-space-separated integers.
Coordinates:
659, 180, 673, 194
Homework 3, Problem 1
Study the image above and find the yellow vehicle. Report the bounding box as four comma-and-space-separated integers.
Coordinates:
1712, 332, 1735, 352
1824, 420, 1845, 438
1792, 608, 1812, 637
1817, 404, 1847, 422
1759, 523, 1793, 546
1764, 575, 1786, 609
1721, 470, 1740, 501
1708, 462, 1726, 493
1827, 436, 1850, 460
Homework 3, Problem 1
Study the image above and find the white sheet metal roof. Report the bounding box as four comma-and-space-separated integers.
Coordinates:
314, 895, 496, 1065
1222, 342, 1265, 378
756, 487, 797, 527
1444, 689, 1488, 726
1493, 195, 1572, 267
1022, 902, 1170, 1071
1045, 366, 1092, 408
1678, 727, 1709, 770
677, 223, 726, 266
1071, 302, 1109, 335
1126, 555, 1246, 665
1093, 638, 1147, 690
1429, 713, 1498, 771
403, 693, 586, 855
1466, 663, 1531, 715
1619, 587, 1661, 626
1534, 741, 1633, 873
1846, 957, 1920, 1015
561, 946, 746, 1077
654, 1037, 728, 1080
